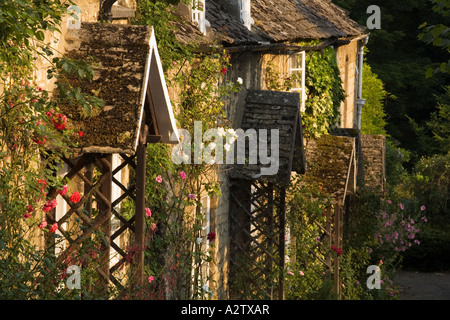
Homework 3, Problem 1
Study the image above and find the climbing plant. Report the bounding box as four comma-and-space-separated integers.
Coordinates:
264, 45, 344, 138
133, 0, 240, 299
0, 0, 105, 299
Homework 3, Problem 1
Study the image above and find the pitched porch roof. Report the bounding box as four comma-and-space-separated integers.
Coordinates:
61, 22, 179, 155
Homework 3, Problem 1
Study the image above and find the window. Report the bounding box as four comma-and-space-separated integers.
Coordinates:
289, 51, 306, 112
239, 0, 252, 30
191, 0, 206, 34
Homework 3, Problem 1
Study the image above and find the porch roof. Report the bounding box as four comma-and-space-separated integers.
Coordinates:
61, 22, 179, 155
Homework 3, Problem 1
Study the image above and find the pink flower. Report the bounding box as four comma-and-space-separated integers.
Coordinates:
398, 203, 405, 210
148, 276, 154, 283
23, 213, 31, 219
42, 198, 57, 212
38, 221, 47, 229
151, 223, 157, 231
155, 175, 162, 183
69, 192, 81, 203
145, 207, 152, 217
287, 271, 294, 276
341, 283, 345, 288
56, 185, 68, 196
420, 205, 426, 211
299, 271, 304, 276
179, 171, 187, 180
49, 222, 58, 233
387, 200, 392, 204
188, 193, 197, 200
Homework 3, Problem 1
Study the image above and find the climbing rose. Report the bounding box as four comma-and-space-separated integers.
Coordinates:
49, 222, 58, 233
155, 175, 162, 183
148, 276, 154, 283
299, 271, 304, 276
69, 192, 81, 203
23, 213, 31, 219
145, 207, 152, 217
37, 178, 47, 192
38, 221, 47, 229
78, 131, 84, 137
420, 205, 426, 211
398, 203, 405, 210
207, 232, 216, 241
179, 171, 187, 180
151, 223, 157, 231
26, 205, 33, 212
43, 199, 57, 212
32, 136, 46, 145
221, 67, 227, 75
188, 193, 197, 200
51, 113, 67, 131
56, 185, 68, 196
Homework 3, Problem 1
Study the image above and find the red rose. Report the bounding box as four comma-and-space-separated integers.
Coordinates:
69, 192, 81, 203
51, 113, 67, 131
49, 222, 58, 233
56, 185, 68, 196
42, 198, 57, 212
207, 232, 216, 241
78, 131, 84, 137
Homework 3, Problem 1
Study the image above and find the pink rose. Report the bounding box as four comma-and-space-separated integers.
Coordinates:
38, 221, 47, 229
188, 193, 197, 200
145, 207, 152, 217
155, 175, 162, 183
179, 171, 187, 180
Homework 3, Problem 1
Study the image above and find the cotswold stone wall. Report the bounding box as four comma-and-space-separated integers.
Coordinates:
361, 135, 386, 193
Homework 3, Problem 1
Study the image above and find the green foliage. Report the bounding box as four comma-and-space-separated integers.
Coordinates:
361, 62, 388, 135
285, 176, 333, 299
426, 86, 450, 153
0, 0, 107, 299
303, 48, 345, 138
264, 47, 345, 138
418, 0, 450, 77
132, 0, 239, 299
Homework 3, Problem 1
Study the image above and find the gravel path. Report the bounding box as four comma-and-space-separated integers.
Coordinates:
394, 270, 450, 300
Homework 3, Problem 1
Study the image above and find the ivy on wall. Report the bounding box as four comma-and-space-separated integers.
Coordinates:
264, 46, 345, 138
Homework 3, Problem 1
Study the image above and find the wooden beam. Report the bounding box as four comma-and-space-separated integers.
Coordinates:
134, 139, 147, 285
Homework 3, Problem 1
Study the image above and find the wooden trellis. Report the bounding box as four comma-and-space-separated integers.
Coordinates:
229, 179, 286, 300
44, 136, 149, 294
40, 22, 179, 297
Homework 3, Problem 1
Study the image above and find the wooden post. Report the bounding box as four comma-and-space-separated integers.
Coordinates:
334, 204, 341, 299
98, 154, 112, 295
135, 127, 148, 285
278, 187, 286, 300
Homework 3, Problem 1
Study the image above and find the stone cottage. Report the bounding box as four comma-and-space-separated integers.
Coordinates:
26, 0, 386, 299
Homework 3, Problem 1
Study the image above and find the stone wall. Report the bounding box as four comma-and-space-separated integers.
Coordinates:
361, 135, 386, 193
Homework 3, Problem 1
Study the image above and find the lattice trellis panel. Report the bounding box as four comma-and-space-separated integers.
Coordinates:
44, 149, 145, 296
229, 178, 286, 300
